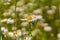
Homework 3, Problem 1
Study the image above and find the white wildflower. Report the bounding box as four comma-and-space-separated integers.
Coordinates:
8, 32, 14, 37
17, 30, 22, 36
57, 33, 60, 38
17, 1, 24, 6
25, 36, 32, 40
4, 0, 11, 2
7, 18, 14, 24
4, 2, 10, 5
1, 27, 5, 31
3, 12, 11, 16
33, 9, 42, 14
44, 26, 52, 32
1, 19, 7, 22
16, 7, 24, 12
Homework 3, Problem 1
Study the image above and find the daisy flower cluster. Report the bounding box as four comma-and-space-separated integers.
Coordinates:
0, 0, 60, 40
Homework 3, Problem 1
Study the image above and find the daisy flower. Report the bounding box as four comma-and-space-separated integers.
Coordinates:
33, 9, 42, 15
1, 27, 6, 31
13, 30, 22, 37
4, 0, 11, 2
4, 2, 10, 5
57, 33, 60, 38
8, 32, 14, 37
44, 26, 52, 32
24, 36, 32, 40
20, 15, 42, 22
1, 18, 14, 24
3, 12, 11, 17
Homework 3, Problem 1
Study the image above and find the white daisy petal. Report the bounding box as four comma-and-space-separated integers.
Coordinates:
20, 19, 27, 21
17, 30, 22, 36
25, 36, 32, 40
8, 32, 14, 37
36, 15, 42, 19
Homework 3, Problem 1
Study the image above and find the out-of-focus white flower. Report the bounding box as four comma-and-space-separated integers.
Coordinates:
1, 27, 5, 31
3, 29, 8, 32
21, 22, 29, 26
4, 0, 11, 2
33, 9, 42, 14
8, 32, 14, 37
1, 19, 7, 22
1, 18, 14, 24
3, 29, 8, 35
25, 36, 32, 40
21, 19, 27, 21
1, 18, 14, 23
17, 1, 24, 6
3, 12, 11, 16
16, 7, 24, 12
51, 5, 57, 10
8, 0, 11, 2
38, 22, 48, 27
1, 27, 8, 36
7, 18, 14, 24
35, 15, 42, 19
47, 9, 55, 14
57, 33, 60, 38
4, 2, 10, 5
17, 30, 22, 36
44, 26, 52, 32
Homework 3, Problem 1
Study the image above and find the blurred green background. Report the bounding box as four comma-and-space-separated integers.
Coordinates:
0, 0, 60, 40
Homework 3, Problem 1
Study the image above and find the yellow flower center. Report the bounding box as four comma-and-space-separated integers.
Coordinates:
26, 16, 32, 20
13, 31, 17, 35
